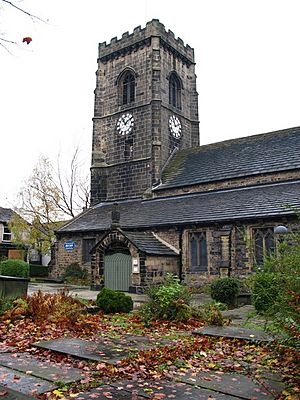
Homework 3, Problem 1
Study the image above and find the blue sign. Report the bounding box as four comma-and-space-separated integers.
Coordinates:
64, 240, 76, 251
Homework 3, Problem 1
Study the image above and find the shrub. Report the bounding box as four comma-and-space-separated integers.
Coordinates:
63, 263, 88, 284
0, 259, 29, 278
139, 274, 191, 324
249, 230, 300, 346
210, 277, 240, 306
202, 301, 225, 326
29, 264, 49, 278
95, 288, 133, 313
0, 298, 15, 315
251, 272, 281, 313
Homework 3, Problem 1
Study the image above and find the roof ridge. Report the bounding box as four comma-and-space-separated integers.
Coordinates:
149, 179, 300, 203
198, 125, 300, 151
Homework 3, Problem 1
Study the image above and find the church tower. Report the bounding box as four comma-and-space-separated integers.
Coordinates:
90, 19, 199, 205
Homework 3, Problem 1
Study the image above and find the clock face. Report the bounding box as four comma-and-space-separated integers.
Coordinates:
169, 115, 182, 138
116, 113, 134, 135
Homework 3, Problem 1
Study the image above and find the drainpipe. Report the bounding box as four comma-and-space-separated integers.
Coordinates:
178, 228, 183, 283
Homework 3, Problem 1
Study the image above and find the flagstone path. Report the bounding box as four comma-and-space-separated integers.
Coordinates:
0, 326, 285, 399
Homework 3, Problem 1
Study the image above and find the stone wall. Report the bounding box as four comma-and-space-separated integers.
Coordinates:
54, 216, 297, 289
52, 233, 103, 278
144, 255, 179, 286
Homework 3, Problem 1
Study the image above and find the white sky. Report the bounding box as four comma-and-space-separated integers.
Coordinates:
1, 0, 300, 208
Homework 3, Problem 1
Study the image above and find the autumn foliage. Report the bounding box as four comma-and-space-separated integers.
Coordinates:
22, 36, 32, 44
3, 289, 85, 327
0, 290, 299, 399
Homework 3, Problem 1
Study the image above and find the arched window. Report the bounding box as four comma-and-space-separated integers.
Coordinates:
189, 232, 208, 271
169, 72, 181, 109
120, 71, 135, 105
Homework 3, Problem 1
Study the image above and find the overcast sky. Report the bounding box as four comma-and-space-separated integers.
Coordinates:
1, 0, 300, 208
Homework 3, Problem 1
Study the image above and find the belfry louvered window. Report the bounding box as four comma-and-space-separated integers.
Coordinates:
253, 228, 275, 266
169, 73, 181, 109
122, 72, 135, 105
189, 232, 208, 271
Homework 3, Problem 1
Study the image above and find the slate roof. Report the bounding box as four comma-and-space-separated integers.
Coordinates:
57, 180, 300, 233
0, 207, 13, 223
157, 126, 300, 190
124, 231, 178, 256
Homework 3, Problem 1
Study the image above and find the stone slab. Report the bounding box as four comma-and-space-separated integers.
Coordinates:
109, 334, 172, 350
0, 353, 84, 384
111, 379, 238, 399
193, 325, 273, 342
34, 338, 130, 364
0, 365, 56, 395
0, 344, 15, 354
177, 371, 284, 400
0, 385, 37, 399
76, 385, 146, 399
34, 336, 172, 365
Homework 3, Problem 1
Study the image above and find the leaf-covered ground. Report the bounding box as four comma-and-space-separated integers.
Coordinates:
0, 312, 299, 399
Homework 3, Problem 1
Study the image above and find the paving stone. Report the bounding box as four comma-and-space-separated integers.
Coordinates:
177, 371, 284, 400
0, 353, 84, 384
0, 365, 57, 395
75, 384, 145, 399
193, 326, 273, 342
111, 379, 238, 399
0, 384, 36, 399
34, 338, 131, 364
0, 344, 15, 353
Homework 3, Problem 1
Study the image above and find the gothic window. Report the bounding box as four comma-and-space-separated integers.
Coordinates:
253, 228, 275, 266
120, 71, 135, 105
82, 238, 96, 263
189, 232, 208, 271
169, 72, 181, 109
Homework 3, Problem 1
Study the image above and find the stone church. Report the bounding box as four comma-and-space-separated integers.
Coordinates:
53, 20, 300, 292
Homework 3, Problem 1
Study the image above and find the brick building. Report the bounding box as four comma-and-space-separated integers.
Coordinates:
53, 20, 300, 292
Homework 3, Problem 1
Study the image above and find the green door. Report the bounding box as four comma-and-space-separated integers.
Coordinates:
104, 252, 132, 291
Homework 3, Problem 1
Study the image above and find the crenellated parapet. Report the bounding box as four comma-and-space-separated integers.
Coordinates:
98, 19, 194, 65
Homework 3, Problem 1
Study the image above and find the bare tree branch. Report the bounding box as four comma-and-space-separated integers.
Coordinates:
1, 0, 46, 23
13, 150, 90, 252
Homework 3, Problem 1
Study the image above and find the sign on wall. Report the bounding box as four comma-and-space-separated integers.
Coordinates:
64, 240, 76, 251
